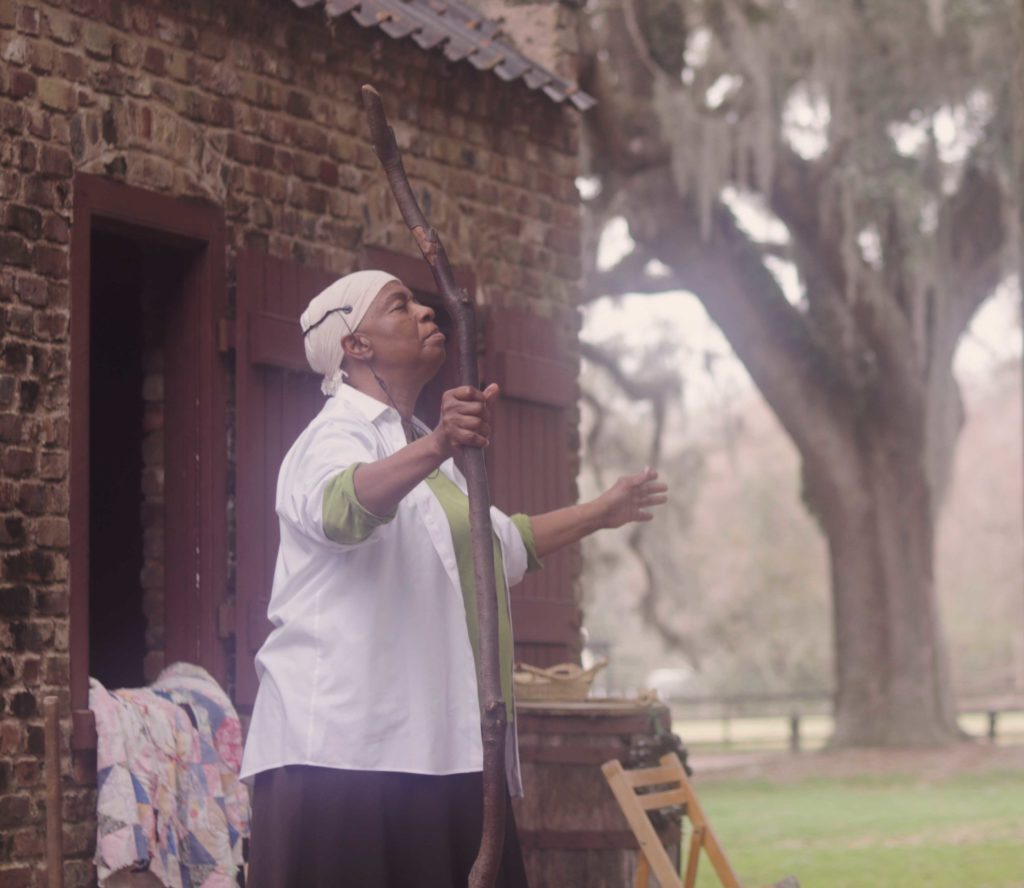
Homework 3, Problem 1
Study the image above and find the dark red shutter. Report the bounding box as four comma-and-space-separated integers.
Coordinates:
234, 249, 336, 706
484, 306, 581, 667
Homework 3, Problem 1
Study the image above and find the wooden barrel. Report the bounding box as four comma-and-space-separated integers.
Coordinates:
513, 699, 684, 888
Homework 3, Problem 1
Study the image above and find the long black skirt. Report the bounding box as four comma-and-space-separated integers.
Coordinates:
247, 766, 530, 888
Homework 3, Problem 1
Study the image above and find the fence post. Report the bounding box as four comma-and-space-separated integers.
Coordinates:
987, 710, 998, 743
788, 713, 801, 753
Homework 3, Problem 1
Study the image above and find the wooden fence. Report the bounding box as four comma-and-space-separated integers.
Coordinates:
666, 692, 1024, 752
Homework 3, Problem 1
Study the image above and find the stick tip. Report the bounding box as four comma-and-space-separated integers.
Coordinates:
361, 83, 380, 104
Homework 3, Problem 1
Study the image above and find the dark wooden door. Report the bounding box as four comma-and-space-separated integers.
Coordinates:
484, 306, 580, 667
234, 249, 335, 706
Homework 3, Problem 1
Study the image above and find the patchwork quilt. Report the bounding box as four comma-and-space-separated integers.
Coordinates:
90, 664, 250, 887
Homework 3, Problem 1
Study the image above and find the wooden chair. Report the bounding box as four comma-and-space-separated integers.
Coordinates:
602, 753, 799, 888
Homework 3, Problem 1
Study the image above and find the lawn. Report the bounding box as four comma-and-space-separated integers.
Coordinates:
685, 756, 1024, 888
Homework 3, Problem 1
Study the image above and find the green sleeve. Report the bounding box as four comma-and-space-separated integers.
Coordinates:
321, 463, 397, 544
511, 513, 543, 572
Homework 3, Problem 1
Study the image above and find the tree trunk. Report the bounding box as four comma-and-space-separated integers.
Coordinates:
816, 426, 962, 746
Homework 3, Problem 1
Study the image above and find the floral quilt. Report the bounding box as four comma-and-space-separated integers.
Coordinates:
90, 664, 250, 887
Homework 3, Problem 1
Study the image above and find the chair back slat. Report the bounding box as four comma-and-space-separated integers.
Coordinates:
637, 788, 688, 811
625, 764, 683, 789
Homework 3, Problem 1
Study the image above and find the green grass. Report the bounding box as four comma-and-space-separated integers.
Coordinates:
689, 771, 1024, 888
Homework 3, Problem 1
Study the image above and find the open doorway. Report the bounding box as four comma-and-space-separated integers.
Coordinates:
87, 231, 189, 690
70, 175, 227, 749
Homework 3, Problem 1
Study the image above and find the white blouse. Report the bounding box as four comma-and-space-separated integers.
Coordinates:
239, 383, 528, 795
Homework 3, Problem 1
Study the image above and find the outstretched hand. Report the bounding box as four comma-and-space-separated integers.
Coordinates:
593, 467, 668, 530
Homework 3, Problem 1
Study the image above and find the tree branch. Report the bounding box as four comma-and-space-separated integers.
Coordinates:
581, 340, 682, 403
617, 169, 861, 491
587, 248, 690, 300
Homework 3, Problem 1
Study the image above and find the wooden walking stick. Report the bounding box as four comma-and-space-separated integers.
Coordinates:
361, 84, 508, 888
43, 695, 64, 888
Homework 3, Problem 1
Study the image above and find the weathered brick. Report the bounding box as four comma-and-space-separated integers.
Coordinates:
42, 655, 66, 685
38, 144, 71, 178
5, 207, 40, 240
16, 5, 37, 35
285, 89, 311, 119
0, 794, 29, 828
81, 22, 112, 58
36, 77, 73, 111
1, 448, 33, 477
32, 245, 66, 278
21, 175, 55, 210
4, 307, 31, 338
24, 724, 43, 755
15, 483, 44, 515
0, 722, 22, 756
11, 825, 42, 855
63, 859, 94, 888
25, 37, 55, 74
18, 658, 38, 686
46, 11, 81, 45
0, 587, 30, 618
197, 28, 226, 59
5, 68, 33, 98
0, 864, 33, 888
24, 108, 47, 139
17, 381, 37, 413
0, 235, 30, 269
12, 760, 39, 788
8, 692, 35, 719
142, 44, 164, 74
40, 214, 68, 244
0, 98, 24, 133
3, 551, 54, 582
0, 28, 29, 63
37, 452, 65, 481
56, 49, 85, 81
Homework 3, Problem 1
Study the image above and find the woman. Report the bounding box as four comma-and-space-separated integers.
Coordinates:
240, 271, 667, 887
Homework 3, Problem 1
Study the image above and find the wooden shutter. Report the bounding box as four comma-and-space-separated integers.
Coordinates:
234, 249, 336, 706
484, 306, 581, 667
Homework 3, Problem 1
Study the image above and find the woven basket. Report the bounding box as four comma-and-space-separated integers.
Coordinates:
513, 660, 608, 702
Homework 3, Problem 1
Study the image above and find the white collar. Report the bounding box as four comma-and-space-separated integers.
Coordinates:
329, 383, 432, 438
330, 382, 390, 423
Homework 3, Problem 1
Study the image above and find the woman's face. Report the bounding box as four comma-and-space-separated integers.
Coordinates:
354, 280, 447, 379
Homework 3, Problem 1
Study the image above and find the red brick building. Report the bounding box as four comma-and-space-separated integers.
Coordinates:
1, 0, 593, 882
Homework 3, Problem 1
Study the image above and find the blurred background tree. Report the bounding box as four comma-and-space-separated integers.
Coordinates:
576, 0, 1019, 745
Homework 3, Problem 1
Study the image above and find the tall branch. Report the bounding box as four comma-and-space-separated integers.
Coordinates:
362, 85, 507, 888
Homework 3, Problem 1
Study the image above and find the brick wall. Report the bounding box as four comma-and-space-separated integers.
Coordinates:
0, 0, 583, 883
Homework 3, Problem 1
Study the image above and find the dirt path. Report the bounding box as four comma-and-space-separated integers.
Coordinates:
690, 742, 1024, 783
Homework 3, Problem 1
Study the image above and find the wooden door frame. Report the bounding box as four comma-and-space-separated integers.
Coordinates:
69, 174, 227, 749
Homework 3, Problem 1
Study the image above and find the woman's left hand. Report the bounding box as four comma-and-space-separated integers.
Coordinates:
592, 467, 668, 530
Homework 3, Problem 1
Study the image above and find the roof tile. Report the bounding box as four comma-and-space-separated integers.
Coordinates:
293, 0, 596, 111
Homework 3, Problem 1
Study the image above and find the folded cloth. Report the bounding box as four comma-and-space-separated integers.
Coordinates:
90, 665, 250, 888
152, 663, 249, 872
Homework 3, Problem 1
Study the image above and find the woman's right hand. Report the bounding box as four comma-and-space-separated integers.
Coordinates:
432, 384, 500, 459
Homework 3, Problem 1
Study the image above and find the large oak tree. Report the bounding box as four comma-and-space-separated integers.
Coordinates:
578, 0, 1017, 744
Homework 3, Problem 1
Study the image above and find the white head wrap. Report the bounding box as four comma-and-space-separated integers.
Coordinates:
300, 270, 399, 396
